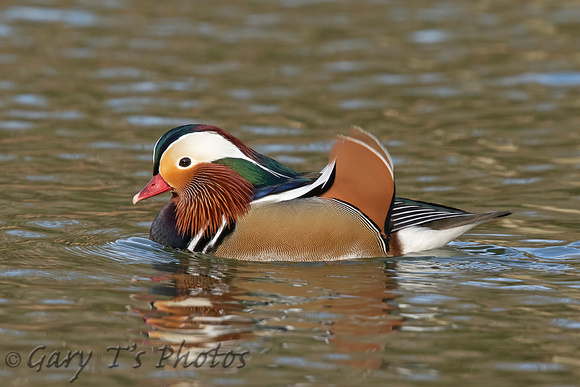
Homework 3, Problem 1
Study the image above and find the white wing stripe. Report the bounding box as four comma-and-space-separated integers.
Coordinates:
392, 213, 470, 232
252, 160, 336, 204
394, 210, 469, 222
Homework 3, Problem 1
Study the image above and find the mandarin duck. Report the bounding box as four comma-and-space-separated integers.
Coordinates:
133, 124, 510, 261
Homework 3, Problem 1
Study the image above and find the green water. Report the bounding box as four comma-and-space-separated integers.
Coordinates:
1, 1, 579, 385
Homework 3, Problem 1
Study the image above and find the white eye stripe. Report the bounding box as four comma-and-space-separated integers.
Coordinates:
162, 132, 247, 176
164, 132, 248, 163
161, 131, 290, 178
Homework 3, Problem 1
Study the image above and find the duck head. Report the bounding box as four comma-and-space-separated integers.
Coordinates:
133, 124, 261, 237
133, 124, 300, 238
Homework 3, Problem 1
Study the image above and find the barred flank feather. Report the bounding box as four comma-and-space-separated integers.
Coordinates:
175, 163, 253, 237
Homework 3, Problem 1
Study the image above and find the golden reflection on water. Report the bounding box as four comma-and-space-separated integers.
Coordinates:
138, 258, 403, 370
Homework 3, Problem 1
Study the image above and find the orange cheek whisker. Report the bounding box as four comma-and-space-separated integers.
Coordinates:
173, 163, 253, 238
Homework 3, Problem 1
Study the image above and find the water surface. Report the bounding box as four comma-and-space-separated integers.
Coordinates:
1, 1, 579, 385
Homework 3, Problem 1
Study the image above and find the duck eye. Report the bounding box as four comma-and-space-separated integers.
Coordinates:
178, 157, 191, 168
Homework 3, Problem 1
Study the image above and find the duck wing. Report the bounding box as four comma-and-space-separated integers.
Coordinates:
389, 198, 511, 255
320, 127, 395, 238
391, 198, 511, 232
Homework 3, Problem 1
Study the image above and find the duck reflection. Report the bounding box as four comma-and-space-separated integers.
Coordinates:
139, 256, 404, 369
143, 257, 255, 346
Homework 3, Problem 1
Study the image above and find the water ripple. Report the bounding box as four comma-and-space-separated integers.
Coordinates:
4, 6, 97, 27
66, 237, 181, 265
497, 72, 580, 87
410, 29, 451, 44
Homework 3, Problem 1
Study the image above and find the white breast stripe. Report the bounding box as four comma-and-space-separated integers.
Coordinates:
187, 226, 207, 252
202, 216, 228, 254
